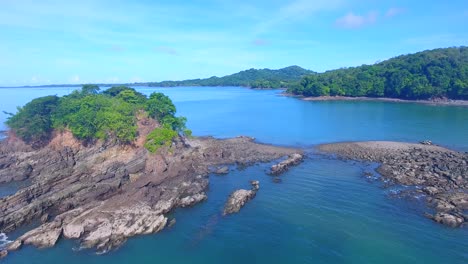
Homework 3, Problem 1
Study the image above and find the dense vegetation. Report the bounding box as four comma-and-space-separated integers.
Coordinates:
147, 66, 314, 89
6, 85, 189, 151
288, 47, 468, 100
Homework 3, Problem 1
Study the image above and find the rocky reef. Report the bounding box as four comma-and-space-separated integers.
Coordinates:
269, 153, 303, 175
0, 128, 300, 255
223, 180, 260, 215
319, 141, 468, 227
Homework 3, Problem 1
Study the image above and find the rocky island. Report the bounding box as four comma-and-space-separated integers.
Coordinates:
319, 141, 468, 227
0, 85, 302, 256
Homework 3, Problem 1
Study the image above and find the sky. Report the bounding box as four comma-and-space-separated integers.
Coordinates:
0, 0, 467, 86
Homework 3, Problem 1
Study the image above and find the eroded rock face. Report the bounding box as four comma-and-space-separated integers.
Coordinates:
270, 153, 303, 175
319, 141, 468, 227
0, 132, 299, 254
223, 180, 260, 216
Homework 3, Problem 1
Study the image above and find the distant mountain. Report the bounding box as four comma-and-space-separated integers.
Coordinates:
288, 47, 468, 100
147, 66, 315, 89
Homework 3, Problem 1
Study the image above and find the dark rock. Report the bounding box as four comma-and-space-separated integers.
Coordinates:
272, 177, 282, 183
0, 250, 7, 259
420, 140, 433, 145
432, 212, 464, 227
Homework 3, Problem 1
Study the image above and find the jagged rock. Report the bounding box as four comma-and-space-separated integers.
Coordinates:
215, 166, 229, 174
7, 240, 21, 251
319, 141, 468, 227
223, 181, 260, 216
0, 132, 300, 254
423, 186, 439, 195
40, 214, 49, 224
0, 250, 7, 259
178, 193, 208, 207
270, 153, 303, 175
432, 212, 464, 227
420, 140, 433, 145
250, 180, 260, 191
17, 223, 62, 248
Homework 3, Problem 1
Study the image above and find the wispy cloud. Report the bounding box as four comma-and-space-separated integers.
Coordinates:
254, 0, 344, 34
385, 7, 405, 18
335, 11, 378, 29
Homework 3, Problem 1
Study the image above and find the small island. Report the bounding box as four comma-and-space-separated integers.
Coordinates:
0, 85, 302, 255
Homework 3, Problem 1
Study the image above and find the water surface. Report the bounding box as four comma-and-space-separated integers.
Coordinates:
1, 86, 467, 263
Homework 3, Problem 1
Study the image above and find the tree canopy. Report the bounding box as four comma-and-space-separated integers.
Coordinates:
287, 47, 468, 100
6, 85, 189, 151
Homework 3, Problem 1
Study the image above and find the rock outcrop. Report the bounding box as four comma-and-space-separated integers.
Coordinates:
270, 153, 303, 175
223, 180, 260, 215
0, 130, 299, 255
319, 141, 468, 227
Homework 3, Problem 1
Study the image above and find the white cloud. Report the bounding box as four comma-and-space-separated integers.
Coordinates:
335, 11, 378, 29
254, 0, 344, 34
385, 7, 405, 18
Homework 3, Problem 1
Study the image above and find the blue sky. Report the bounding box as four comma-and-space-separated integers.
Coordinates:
0, 0, 467, 86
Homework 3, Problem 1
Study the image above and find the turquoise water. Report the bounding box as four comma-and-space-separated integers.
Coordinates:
1, 86, 467, 263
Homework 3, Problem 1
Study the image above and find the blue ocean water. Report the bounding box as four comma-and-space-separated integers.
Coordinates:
0, 86, 467, 263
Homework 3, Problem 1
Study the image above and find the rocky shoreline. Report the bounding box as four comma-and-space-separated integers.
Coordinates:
319, 141, 468, 227
281, 93, 468, 107
0, 129, 301, 256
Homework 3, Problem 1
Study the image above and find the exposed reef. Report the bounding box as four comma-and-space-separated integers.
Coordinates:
0, 129, 300, 255
319, 141, 468, 227
223, 180, 260, 216
269, 153, 303, 175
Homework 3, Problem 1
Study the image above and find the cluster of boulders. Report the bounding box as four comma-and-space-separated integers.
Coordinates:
223, 180, 260, 215
319, 141, 467, 227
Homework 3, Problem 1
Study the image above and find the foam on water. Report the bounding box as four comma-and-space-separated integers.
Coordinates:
0, 233, 11, 250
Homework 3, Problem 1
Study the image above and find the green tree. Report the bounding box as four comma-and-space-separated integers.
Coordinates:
6, 95, 60, 145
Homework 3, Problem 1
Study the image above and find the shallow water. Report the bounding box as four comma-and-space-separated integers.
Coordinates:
1, 86, 467, 263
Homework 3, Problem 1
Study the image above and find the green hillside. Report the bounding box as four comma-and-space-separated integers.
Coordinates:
287, 47, 468, 100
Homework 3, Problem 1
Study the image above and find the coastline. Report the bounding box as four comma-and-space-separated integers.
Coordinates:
318, 141, 468, 227
281, 93, 468, 107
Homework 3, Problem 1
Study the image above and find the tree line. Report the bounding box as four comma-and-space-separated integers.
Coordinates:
287, 47, 468, 100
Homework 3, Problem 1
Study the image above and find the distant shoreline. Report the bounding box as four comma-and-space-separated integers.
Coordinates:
282, 93, 468, 107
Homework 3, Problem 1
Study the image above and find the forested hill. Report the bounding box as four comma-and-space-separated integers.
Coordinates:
287, 47, 468, 100
147, 66, 314, 88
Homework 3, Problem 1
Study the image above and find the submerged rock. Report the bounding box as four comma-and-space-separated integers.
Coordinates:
214, 166, 229, 174
270, 153, 303, 175
0, 250, 7, 259
223, 180, 260, 216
